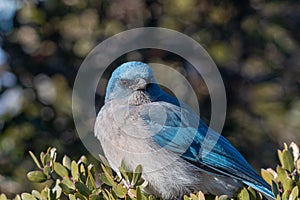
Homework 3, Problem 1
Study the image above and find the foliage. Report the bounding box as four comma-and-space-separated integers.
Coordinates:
261, 142, 300, 200
0, 143, 300, 200
0, 147, 154, 200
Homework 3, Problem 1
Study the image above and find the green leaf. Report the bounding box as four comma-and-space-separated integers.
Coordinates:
100, 164, 116, 187
278, 150, 284, 167
113, 184, 127, 198
99, 173, 115, 187
276, 165, 287, 183
60, 177, 75, 194
89, 194, 101, 200
247, 187, 257, 200
103, 189, 116, 200
13, 195, 21, 200
75, 181, 91, 196
29, 151, 42, 169
289, 186, 299, 200
132, 165, 143, 185
282, 190, 289, 200
183, 195, 190, 200
79, 163, 87, 182
31, 190, 40, 199
43, 165, 52, 176
50, 148, 57, 161
296, 159, 300, 174
54, 162, 69, 177
197, 191, 206, 200
71, 161, 79, 181
59, 182, 73, 194
118, 161, 130, 181
128, 189, 137, 199
261, 169, 274, 185
27, 171, 47, 183
62, 155, 71, 170
237, 188, 250, 200
61, 177, 75, 189
190, 193, 198, 200
282, 177, 294, 192
276, 194, 281, 200
40, 187, 48, 200
219, 195, 230, 200
79, 155, 88, 165
283, 143, 288, 150
136, 187, 142, 200
41, 153, 50, 167
74, 192, 88, 200
68, 194, 76, 200
87, 164, 95, 176
87, 170, 96, 190
21, 193, 36, 200
101, 164, 113, 177
0, 194, 8, 200
102, 189, 110, 200
282, 149, 295, 172
148, 195, 156, 200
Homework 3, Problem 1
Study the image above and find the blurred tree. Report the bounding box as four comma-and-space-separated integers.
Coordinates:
0, 0, 299, 196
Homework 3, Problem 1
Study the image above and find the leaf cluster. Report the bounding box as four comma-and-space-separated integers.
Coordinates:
261, 142, 300, 200
0, 148, 153, 200
1, 143, 300, 200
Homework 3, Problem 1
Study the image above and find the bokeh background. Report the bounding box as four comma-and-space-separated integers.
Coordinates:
0, 0, 299, 196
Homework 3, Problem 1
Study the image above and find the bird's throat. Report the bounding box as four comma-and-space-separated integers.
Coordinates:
128, 91, 151, 106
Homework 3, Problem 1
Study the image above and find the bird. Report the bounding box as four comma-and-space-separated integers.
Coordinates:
94, 61, 275, 199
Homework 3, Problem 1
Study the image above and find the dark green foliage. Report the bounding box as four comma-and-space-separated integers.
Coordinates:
1, 143, 300, 200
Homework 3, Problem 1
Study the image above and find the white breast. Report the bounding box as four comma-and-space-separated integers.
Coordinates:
94, 100, 242, 199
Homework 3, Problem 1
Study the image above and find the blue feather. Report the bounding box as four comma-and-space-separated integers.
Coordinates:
141, 100, 274, 199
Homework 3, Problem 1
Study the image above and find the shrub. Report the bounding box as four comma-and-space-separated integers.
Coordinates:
0, 143, 299, 200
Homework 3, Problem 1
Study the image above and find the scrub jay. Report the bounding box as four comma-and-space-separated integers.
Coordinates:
94, 61, 274, 199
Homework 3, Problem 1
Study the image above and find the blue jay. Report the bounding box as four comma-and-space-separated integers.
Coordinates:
94, 61, 274, 199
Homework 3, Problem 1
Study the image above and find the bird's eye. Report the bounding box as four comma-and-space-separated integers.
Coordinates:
120, 79, 129, 86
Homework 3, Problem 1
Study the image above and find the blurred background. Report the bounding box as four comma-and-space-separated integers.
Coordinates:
0, 0, 299, 196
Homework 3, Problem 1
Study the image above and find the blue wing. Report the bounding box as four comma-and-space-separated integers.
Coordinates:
139, 100, 274, 199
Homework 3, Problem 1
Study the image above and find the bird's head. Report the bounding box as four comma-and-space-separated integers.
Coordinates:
105, 61, 162, 105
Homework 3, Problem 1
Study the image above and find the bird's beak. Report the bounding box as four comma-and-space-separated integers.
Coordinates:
134, 78, 147, 91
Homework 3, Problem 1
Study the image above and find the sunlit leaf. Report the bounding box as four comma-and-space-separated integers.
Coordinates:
100, 164, 116, 187
27, 171, 47, 183
21, 193, 36, 200
71, 161, 79, 181
113, 184, 127, 198
282, 190, 289, 200
29, 151, 42, 169
136, 186, 142, 200
289, 186, 299, 200
261, 169, 274, 185
0, 194, 8, 200
62, 155, 71, 170
237, 188, 250, 200
282, 150, 295, 172
132, 165, 143, 185
68, 194, 76, 200
54, 162, 69, 177
31, 190, 40, 199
